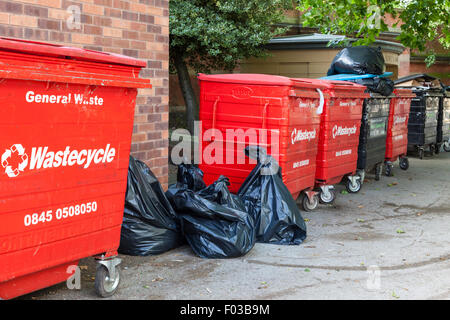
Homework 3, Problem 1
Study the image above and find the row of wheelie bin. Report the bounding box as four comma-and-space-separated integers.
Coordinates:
196, 73, 450, 212
442, 87, 450, 152
395, 74, 450, 158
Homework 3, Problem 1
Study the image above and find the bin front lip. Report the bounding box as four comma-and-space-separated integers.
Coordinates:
0, 67, 152, 88
0, 37, 146, 68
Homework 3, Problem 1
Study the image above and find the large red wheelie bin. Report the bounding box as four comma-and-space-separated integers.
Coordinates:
384, 88, 415, 176
310, 79, 369, 202
197, 74, 325, 211
0, 38, 151, 299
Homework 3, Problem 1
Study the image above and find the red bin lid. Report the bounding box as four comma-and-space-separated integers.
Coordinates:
306, 78, 368, 90
198, 73, 294, 86
303, 78, 370, 98
0, 37, 146, 67
393, 88, 416, 98
198, 73, 333, 91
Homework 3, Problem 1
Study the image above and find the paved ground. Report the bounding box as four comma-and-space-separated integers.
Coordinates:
20, 151, 450, 300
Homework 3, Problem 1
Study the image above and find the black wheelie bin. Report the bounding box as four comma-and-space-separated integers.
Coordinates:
443, 86, 450, 152
438, 85, 450, 153
394, 74, 442, 159
357, 92, 391, 181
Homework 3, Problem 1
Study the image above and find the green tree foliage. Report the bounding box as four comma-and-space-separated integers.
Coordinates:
170, 0, 449, 134
298, 0, 450, 65
170, 0, 292, 73
169, 0, 292, 133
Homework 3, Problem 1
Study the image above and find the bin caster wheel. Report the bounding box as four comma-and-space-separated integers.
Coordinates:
95, 261, 121, 298
319, 187, 336, 204
399, 157, 409, 171
435, 144, 441, 155
346, 178, 361, 194
301, 193, 319, 212
385, 163, 393, 177
444, 141, 450, 152
418, 148, 424, 159
375, 164, 382, 181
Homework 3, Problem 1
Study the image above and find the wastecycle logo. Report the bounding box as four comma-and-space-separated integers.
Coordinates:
291, 128, 316, 144
1, 144, 116, 178
332, 125, 357, 139
394, 116, 407, 125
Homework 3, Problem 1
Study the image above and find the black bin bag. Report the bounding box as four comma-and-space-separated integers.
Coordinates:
237, 146, 307, 245
118, 156, 183, 256
349, 76, 394, 96
165, 163, 207, 202
177, 163, 207, 191
167, 175, 256, 259
327, 46, 385, 76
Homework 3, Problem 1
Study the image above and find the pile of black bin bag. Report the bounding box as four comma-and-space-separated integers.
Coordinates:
327, 46, 394, 96
118, 147, 307, 259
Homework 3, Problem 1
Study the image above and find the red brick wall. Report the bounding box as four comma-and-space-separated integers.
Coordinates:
0, 0, 170, 188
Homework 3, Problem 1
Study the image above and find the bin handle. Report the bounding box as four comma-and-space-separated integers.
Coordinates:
262, 100, 269, 130
210, 96, 220, 141
316, 88, 324, 115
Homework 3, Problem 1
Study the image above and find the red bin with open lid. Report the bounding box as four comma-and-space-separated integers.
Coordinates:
197, 73, 325, 211
0, 38, 151, 299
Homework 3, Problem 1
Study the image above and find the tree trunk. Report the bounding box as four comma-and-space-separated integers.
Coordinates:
174, 53, 198, 135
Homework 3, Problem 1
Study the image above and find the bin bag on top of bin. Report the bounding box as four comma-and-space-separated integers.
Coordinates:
321, 73, 394, 96
118, 156, 183, 256
237, 146, 307, 245
349, 76, 394, 96
167, 175, 256, 259
327, 46, 385, 76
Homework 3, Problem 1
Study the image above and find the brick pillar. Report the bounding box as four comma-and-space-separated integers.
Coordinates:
398, 48, 411, 79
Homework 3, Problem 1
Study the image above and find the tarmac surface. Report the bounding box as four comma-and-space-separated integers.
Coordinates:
19, 150, 450, 300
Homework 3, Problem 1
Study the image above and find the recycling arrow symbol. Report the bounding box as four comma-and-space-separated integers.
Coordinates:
1, 144, 28, 178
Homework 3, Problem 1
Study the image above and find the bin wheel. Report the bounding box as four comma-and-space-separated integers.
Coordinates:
375, 164, 382, 181
418, 148, 424, 160
346, 179, 361, 194
444, 141, 450, 152
95, 264, 121, 298
435, 144, 441, 155
385, 163, 393, 177
319, 188, 336, 204
399, 157, 409, 171
301, 193, 319, 212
